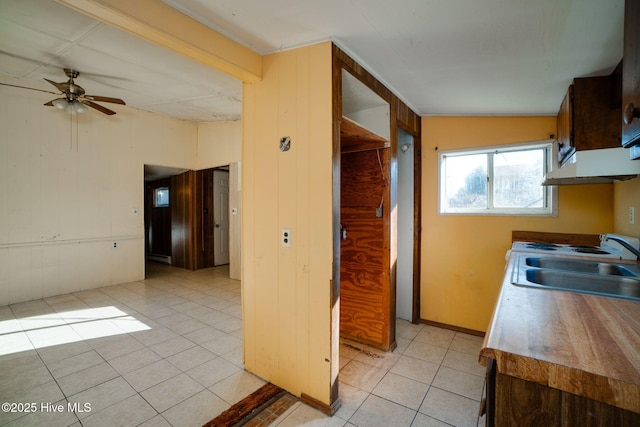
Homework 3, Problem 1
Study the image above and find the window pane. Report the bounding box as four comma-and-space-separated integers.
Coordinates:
155, 187, 169, 207
493, 149, 544, 208
443, 154, 487, 209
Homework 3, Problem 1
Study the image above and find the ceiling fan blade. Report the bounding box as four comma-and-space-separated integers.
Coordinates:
83, 95, 126, 105
0, 82, 58, 95
43, 78, 67, 93
82, 100, 116, 115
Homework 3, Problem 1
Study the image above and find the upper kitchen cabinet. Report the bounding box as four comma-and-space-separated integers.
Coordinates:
556, 73, 622, 164
622, 0, 640, 149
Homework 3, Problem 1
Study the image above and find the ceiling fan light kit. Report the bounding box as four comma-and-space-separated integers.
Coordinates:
52, 98, 88, 114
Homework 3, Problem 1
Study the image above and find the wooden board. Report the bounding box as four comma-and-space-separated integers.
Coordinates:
340, 116, 389, 153
340, 149, 390, 349
512, 230, 600, 246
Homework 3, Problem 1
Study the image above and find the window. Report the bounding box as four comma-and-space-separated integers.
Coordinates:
439, 142, 556, 215
154, 187, 169, 207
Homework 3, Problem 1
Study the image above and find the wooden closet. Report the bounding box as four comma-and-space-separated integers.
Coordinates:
334, 45, 421, 351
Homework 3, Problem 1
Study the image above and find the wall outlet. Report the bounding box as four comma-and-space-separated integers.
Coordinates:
282, 229, 291, 247
630, 206, 635, 225
113, 242, 118, 248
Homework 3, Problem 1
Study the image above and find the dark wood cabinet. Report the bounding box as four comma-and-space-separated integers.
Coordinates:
556, 74, 621, 164
484, 358, 640, 427
622, 0, 640, 148
556, 87, 573, 163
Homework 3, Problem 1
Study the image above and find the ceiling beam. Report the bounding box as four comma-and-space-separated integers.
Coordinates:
56, 0, 262, 83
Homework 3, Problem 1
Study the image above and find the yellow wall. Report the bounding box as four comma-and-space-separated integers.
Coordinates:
421, 116, 614, 332
613, 178, 640, 237
242, 42, 335, 405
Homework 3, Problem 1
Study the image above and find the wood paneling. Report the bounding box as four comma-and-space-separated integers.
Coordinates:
196, 168, 215, 269
340, 149, 391, 349
170, 170, 197, 270
242, 43, 335, 408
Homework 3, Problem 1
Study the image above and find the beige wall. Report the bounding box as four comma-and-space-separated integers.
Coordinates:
0, 76, 236, 306
197, 121, 243, 280
197, 121, 241, 169
421, 116, 615, 332
242, 42, 335, 405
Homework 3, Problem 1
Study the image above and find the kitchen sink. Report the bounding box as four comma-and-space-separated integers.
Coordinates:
525, 257, 639, 277
512, 256, 640, 301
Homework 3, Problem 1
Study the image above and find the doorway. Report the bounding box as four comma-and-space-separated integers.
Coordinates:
396, 128, 415, 321
197, 166, 232, 269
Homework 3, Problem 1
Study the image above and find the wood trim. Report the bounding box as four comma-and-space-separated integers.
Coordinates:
420, 319, 485, 338
300, 392, 342, 416
330, 42, 343, 413
411, 129, 422, 325
511, 231, 601, 246
57, 0, 262, 83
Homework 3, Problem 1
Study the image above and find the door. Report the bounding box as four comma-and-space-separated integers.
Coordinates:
213, 169, 230, 266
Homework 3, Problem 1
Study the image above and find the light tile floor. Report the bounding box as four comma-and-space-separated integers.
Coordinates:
272, 323, 487, 427
0, 263, 262, 427
0, 263, 486, 427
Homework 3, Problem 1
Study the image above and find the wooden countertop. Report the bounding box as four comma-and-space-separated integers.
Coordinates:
479, 251, 640, 413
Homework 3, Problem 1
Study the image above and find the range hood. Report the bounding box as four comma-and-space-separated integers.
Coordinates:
542, 147, 640, 185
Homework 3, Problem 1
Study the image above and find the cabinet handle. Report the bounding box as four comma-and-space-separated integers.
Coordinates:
624, 102, 640, 125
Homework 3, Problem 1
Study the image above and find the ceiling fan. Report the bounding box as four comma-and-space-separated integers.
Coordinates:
1, 68, 126, 115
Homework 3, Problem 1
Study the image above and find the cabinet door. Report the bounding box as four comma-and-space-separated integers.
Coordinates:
622, 0, 640, 147
557, 87, 573, 163
495, 374, 561, 427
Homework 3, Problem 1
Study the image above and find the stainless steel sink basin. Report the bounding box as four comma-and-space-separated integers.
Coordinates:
524, 269, 640, 299
512, 256, 640, 301
525, 257, 639, 277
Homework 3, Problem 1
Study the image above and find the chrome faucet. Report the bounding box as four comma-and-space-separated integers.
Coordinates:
601, 234, 640, 260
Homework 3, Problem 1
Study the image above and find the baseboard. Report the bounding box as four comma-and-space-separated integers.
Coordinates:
146, 253, 172, 264
419, 319, 485, 337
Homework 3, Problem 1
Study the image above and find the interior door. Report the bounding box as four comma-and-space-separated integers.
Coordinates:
213, 169, 230, 266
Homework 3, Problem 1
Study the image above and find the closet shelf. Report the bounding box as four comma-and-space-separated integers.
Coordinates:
340, 116, 389, 153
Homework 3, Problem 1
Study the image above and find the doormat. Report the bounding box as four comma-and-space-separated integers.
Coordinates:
202, 382, 295, 427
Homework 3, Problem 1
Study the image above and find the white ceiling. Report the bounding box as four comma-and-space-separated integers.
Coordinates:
0, 0, 625, 122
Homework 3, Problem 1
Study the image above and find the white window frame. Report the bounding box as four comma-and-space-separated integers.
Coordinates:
438, 140, 558, 216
